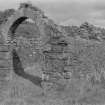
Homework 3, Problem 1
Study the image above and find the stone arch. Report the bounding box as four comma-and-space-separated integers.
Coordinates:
1, 3, 45, 43
0, 3, 47, 88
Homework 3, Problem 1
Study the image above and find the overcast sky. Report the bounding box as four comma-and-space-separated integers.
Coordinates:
0, 0, 105, 27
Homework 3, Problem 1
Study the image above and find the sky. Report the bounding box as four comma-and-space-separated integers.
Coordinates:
0, 0, 105, 27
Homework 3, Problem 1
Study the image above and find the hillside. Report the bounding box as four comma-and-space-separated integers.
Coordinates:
1, 3, 105, 105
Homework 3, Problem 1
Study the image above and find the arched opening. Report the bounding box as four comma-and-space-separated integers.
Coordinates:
10, 17, 43, 88
6, 15, 43, 88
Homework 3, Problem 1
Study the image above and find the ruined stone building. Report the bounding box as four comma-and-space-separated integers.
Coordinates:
0, 2, 69, 90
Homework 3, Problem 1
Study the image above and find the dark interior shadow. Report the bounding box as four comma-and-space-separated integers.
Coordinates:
12, 49, 43, 88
